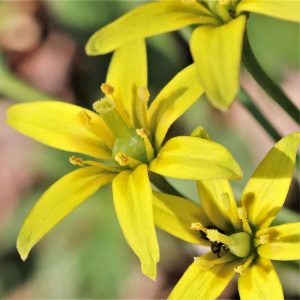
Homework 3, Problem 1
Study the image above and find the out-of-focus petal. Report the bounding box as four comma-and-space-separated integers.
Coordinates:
237, 0, 300, 23
86, 1, 216, 55
190, 15, 246, 110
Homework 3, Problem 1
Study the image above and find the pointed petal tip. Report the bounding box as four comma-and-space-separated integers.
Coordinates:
141, 263, 157, 281
17, 240, 29, 262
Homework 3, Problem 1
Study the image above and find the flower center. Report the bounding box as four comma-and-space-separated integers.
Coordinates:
93, 96, 154, 168
202, 0, 239, 22
191, 222, 252, 258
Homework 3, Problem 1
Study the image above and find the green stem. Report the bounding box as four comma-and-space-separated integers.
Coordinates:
0, 53, 56, 102
242, 30, 299, 123
238, 88, 281, 141
149, 172, 183, 198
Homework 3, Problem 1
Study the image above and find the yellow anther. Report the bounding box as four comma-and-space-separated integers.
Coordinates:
101, 83, 114, 95
191, 222, 206, 231
78, 110, 91, 125
234, 265, 244, 275
69, 156, 85, 167
136, 128, 154, 162
137, 86, 150, 103
238, 207, 248, 219
220, 0, 230, 5
136, 128, 148, 138
259, 234, 270, 245
115, 152, 129, 166
238, 206, 252, 234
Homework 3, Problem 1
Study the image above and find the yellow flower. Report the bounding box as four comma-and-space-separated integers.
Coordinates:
6, 39, 242, 280
86, 0, 300, 110
153, 132, 300, 298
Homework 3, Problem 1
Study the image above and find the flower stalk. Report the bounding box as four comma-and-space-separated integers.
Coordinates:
242, 30, 299, 123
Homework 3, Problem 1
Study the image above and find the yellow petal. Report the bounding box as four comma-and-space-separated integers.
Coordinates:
190, 15, 246, 110
237, 0, 300, 23
17, 167, 115, 261
106, 39, 147, 127
238, 258, 283, 300
257, 222, 300, 261
150, 136, 243, 180
153, 191, 210, 245
7, 101, 114, 160
197, 179, 241, 233
112, 165, 159, 280
169, 259, 237, 300
86, 1, 216, 55
148, 64, 204, 149
241, 132, 300, 229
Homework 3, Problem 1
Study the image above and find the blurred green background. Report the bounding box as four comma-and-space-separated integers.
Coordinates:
0, 1, 299, 299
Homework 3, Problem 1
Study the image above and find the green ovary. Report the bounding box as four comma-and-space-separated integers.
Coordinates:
112, 128, 148, 163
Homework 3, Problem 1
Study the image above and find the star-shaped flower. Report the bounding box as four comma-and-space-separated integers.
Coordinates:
7, 39, 242, 280
153, 132, 300, 298
86, 0, 300, 110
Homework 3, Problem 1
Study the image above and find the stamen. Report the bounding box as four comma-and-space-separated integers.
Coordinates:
101, 83, 114, 95
115, 152, 129, 166
235, 253, 255, 274
259, 234, 270, 245
133, 87, 150, 129
191, 222, 206, 232
234, 265, 244, 274
70, 156, 120, 172
114, 152, 141, 168
238, 206, 252, 234
136, 128, 154, 161
238, 206, 247, 219
206, 229, 231, 245
69, 156, 85, 167
78, 110, 91, 125
93, 97, 131, 139
137, 87, 150, 104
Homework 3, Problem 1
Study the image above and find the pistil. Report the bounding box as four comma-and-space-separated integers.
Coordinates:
93, 97, 131, 139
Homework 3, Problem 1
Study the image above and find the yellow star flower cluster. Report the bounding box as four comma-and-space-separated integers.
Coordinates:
6, 1, 300, 299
